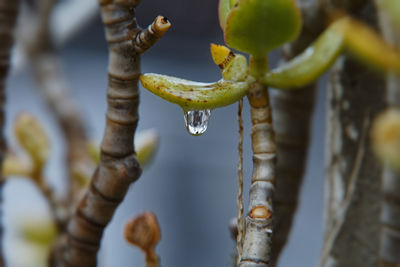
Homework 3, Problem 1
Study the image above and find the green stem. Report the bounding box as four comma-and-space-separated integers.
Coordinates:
249, 55, 268, 80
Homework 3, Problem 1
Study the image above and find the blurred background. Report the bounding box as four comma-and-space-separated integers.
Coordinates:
4, 0, 325, 266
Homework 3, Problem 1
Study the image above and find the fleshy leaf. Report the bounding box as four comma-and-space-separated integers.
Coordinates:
20, 216, 58, 245
135, 129, 160, 167
219, 0, 231, 30
222, 54, 248, 81
210, 43, 233, 68
263, 17, 400, 89
263, 19, 347, 89
224, 0, 301, 56
2, 155, 32, 177
372, 109, 400, 172
210, 43, 248, 81
343, 17, 400, 74
14, 113, 50, 171
140, 73, 248, 110
380, 0, 400, 25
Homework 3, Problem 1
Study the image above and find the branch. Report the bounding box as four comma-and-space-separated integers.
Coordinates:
134, 16, 171, 54
58, 1, 170, 266
20, 0, 93, 209
12, 0, 99, 73
375, 3, 400, 265
270, 1, 325, 264
239, 81, 275, 267
320, 116, 370, 265
0, 1, 20, 265
14, 112, 68, 238
371, 109, 400, 266
320, 3, 385, 265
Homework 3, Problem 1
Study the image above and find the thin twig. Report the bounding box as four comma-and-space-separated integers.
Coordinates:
320, 116, 369, 265
236, 98, 244, 264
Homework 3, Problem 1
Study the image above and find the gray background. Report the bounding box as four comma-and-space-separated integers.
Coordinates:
4, 1, 325, 266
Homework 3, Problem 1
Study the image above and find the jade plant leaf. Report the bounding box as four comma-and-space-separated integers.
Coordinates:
219, 0, 231, 30
263, 18, 347, 89
224, 0, 302, 56
210, 43, 248, 81
14, 113, 50, 171
263, 16, 400, 89
343, 17, 400, 74
381, 0, 400, 24
140, 73, 249, 110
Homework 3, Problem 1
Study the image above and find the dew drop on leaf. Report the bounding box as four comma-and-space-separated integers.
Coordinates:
183, 109, 211, 136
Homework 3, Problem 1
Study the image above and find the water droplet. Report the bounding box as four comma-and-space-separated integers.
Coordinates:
184, 109, 211, 136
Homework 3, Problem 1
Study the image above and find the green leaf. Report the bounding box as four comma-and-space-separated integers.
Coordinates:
343, 17, 400, 74
14, 113, 50, 171
263, 19, 346, 89
20, 216, 58, 245
263, 16, 400, 89
372, 109, 400, 172
224, 0, 302, 56
381, 0, 400, 24
140, 73, 249, 110
218, 0, 231, 30
135, 129, 160, 167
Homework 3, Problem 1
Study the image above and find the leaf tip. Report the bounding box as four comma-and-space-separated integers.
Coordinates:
210, 43, 233, 68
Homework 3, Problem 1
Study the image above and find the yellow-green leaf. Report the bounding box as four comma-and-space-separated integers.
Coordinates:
2, 155, 32, 178
140, 73, 249, 110
210, 44, 248, 81
343, 17, 400, 74
135, 129, 159, 167
372, 109, 400, 172
20, 216, 58, 245
224, 0, 301, 56
219, 0, 231, 30
263, 19, 346, 89
14, 113, 50, 171
380, 0, 400, 25
263, 16, 400, 89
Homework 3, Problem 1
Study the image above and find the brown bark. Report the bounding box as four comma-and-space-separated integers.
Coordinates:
375, 3, 400, 265
239, 82, 275, 267
320, 3, 386, 266
270, 1, 324, 264
56, 1, 170, 266
0, 1, 20, 266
